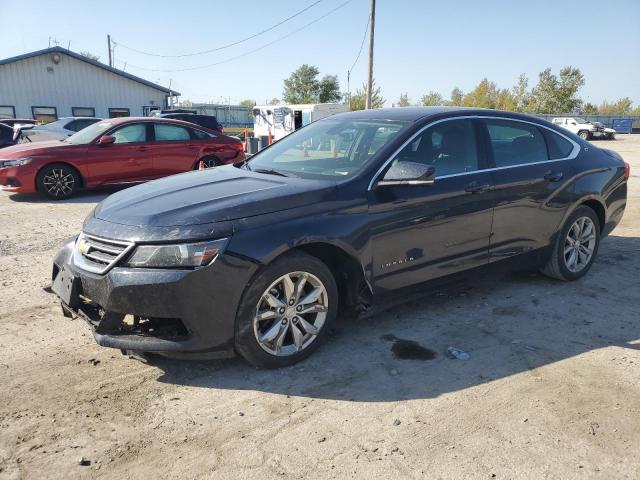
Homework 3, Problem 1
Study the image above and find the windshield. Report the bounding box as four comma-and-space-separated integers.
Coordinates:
65, 120, 114, 144
247, 119, 409, 179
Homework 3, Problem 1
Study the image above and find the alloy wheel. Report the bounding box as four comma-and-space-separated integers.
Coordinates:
563, 216, 596, 272
42, 168, 75, 198
253, 271, 329, 356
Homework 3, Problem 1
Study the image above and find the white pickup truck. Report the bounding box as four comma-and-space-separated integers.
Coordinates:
552, 117, 615, 140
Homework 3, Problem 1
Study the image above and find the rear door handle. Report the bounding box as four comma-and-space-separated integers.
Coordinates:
465, 181, 493, 193
544, 171, 563, 182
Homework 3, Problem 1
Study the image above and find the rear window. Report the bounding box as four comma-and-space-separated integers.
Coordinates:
542, 129, 574, 159
484, 119, 548, 167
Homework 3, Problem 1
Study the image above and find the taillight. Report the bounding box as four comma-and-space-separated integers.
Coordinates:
624, 162, 630, 180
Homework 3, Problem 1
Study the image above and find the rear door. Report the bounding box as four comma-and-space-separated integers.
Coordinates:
84, 122, 154, 185
369, 118, 494, 291
480, 118, 577, 261
148, 122, 199, 176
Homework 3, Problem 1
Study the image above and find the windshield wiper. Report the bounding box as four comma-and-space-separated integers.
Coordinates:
252, 168, 289, 177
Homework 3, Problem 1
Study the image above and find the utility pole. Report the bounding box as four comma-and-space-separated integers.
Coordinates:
365, 0, 376, 109
107, 35, 112, 67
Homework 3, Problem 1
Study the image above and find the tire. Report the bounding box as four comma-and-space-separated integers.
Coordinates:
540, 205, 601, 281
578, 130, 590, 140
194, 156, 221, 170
36, 163, 80, 199
235, 251, 338, 368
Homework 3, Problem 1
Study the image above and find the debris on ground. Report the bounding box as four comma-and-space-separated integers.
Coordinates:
446, 347, 471, 360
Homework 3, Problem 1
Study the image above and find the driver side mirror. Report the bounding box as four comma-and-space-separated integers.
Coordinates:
97, 135, 116, 145
377, 161, 436, 187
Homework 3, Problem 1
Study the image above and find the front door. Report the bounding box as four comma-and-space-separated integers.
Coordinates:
369, 118, 494, 291
85, 122, 154, 186
479, 118, 577, 260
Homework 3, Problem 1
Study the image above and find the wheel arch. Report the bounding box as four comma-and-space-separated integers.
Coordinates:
560, 195, 606, 234
242, 241, 371, 316
34, 161, 85, 191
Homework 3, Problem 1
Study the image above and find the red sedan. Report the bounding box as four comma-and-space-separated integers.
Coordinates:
0, 117, 245, 199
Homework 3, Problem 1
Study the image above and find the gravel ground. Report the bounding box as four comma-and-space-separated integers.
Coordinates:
0, 136, 638, 480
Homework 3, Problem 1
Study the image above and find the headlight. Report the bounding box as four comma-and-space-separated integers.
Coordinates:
124, 238, 229, 268
0, 157, 33, 168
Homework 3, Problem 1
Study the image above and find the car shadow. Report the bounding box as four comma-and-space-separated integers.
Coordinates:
7, 186, 125, 204
151, 234, 640, 402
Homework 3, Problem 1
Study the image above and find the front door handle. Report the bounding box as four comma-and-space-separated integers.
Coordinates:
465, 181, 493, 193
544, 170, 563, 182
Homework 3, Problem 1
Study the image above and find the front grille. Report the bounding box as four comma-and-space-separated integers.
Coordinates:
73, 233, 134, 274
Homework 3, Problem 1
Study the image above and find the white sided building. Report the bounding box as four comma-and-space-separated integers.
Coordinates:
253, 103, 348, 141
0, 46, 179, 122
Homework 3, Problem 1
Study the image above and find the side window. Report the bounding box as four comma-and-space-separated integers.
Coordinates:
484, 120, 548, 167
111, 124, 147, 144
66, 119, 97, 132
154, 124, 191, 141
543, 130, 574, 159
191, 128, 212, 140
393, 119, 479, 177
65, 120, 81, 132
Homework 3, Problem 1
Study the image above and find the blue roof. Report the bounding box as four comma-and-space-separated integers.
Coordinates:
0, 46, 179, 95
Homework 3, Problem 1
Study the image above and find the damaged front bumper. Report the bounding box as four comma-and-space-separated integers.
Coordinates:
52, 236, 259, 358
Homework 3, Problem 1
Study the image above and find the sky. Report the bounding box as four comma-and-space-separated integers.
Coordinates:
1, 0, 639, 107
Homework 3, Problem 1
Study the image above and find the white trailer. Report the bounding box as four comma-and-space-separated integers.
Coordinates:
253, 103, 348, 141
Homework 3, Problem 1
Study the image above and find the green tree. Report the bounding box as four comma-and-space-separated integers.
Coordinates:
511, 74, 530, 112
397, 93, 411, 107
556, 66, 585, 113
269, 98, 280, 105
447, 87, 464, 106
598, 97, 633, 115
318, 75, 341, 103
582, 103, 599, 115
350, 80, 385, 111
80, 51, 99, 61
420, 91, 443, 106
529, 68, 560, 113
283, 64, 320, 103
529, 67, 584, 113
463, 78, 499, 108
239, 99, 256, 108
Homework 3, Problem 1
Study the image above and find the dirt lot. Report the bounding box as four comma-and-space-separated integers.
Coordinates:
0, 136, 638, 480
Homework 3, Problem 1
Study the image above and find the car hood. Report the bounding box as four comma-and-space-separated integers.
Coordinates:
0, 140, 74, 157
94, 165, 336, 227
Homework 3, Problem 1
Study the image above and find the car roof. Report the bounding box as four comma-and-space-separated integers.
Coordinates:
97, 116, 220, 134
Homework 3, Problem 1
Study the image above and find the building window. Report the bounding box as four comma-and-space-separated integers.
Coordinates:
32, 106, 58, 124
109, 108, 130, 118
0, 106, 16, 119
72, 107, 95, 117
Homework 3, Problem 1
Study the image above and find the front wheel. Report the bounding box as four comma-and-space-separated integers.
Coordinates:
235, 252, 338, 368
36, 163, 80, 199
540, 206, 600, 281
578, 130, 590, 140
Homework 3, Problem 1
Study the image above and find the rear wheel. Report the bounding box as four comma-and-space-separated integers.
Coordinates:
540, 206, 600, 281
578, 130, 590, 140
36, 163, 80, 199
235, 252, 338, 368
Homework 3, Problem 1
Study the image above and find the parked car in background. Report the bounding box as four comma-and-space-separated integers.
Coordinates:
155, 113, 224, 133
593, 122, 616, 140
50, 107, 628, 368
0, 117, 244, 199
0, 119, 37, 129
0, 123, 16, 148
17, 117, 102, 143
552, 117, 604, 140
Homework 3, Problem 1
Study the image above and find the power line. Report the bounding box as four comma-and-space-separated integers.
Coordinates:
115, 0, 354, 73
114, 0, 323, 58
348, 14, 370, 75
